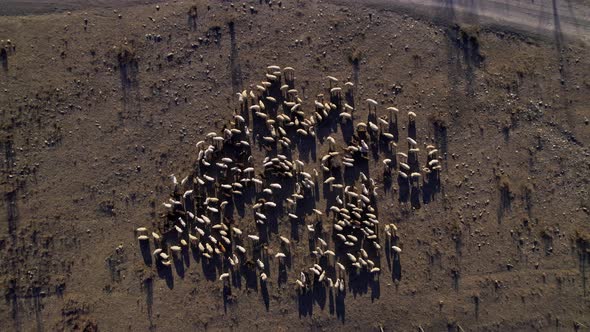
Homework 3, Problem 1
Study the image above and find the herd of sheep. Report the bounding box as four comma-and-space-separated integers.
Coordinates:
136, 65, 442, 299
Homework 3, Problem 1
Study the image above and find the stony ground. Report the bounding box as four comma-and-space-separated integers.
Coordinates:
0, 0, 589, 331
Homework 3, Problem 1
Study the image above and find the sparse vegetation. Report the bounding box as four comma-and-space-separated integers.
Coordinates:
0, 0, 588, 330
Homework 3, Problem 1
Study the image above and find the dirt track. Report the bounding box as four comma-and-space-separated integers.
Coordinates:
333, 0, 590, 44
0, 0, 589, 331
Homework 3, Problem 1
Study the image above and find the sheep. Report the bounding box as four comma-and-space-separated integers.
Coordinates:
338, 279, 345, 292
283, 67, 295, 82
366, 98, 378, 115
309, 267, 321, 276
428, 149, 438, 157
347, 234, 359, 242
296, 128, 308, 136
387, 106, 399, 117
339, 112, 352, 123
232, 227, 243, 236
280, 236, 290, 245
327, 75, 339, 88
143, 65, 432, 308
366, 98, 378, 106
369, 121, 379, 133
257, 259, 265, 270
326, 136, 336, 150
330, 87, 342, 99
295, 280, 305, 289
267, 65, 281, 72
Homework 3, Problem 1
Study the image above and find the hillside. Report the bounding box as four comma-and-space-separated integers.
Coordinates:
0, 0, 589, 331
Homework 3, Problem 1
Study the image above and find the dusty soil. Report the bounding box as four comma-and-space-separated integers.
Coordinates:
0, 0, 589, 331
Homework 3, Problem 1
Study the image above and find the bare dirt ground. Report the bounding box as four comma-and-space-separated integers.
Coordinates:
1, 0, 589, 331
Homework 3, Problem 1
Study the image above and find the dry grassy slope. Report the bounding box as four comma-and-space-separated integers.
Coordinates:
0, 0, 589, 331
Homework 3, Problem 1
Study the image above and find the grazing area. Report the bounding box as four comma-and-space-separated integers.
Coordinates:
0, 0, 589, 331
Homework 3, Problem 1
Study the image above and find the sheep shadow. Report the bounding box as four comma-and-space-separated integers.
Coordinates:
242, 263, 259, 291
261, 282, 270, 311
316, 112, 341, 142
296, 136, 317, 164
298, 289, 314, 317
392, 255, 402, 281
422, 172, 441, 204
340, 121, 355, 145
173, 254, 185, 278
312, 280, 327, 310
410, 185, 421, 209
290, 218, 301, 242
389, 115, 399, 142
278, 261, 289, 285
336, 291, 346, 322
140, 240, 152, 266
223, 284, 233, 313
348, 270, 378, 299
398, 176, 410, 202
156, 261, 174, 289
408, 121, 417, 139
201, 256, 220, 281
0, 48, 7, 72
